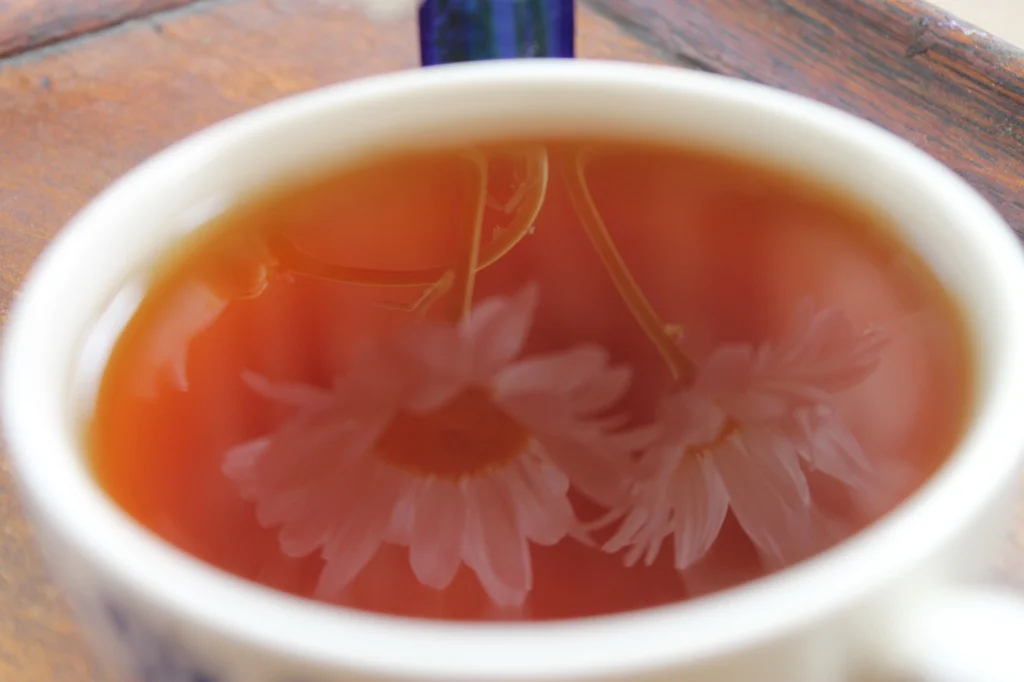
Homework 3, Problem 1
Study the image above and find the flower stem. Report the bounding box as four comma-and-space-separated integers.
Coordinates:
265, 148, 548, 299
449, 153, 490, 321
562, 150, 695, 384
483, 145, 549, 269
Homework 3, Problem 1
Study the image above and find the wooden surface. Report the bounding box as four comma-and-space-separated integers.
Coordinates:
589, 0, 1024, 240
0, 0, 1022, 679
0, 0, 195, 57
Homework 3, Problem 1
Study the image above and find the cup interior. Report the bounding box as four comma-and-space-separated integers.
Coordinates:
4, 60, 1024, 679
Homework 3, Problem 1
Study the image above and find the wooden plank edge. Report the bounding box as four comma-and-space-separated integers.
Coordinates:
0, 0, 204, 59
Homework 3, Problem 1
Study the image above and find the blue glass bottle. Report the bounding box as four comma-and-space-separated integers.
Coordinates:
419, 0, 575, 66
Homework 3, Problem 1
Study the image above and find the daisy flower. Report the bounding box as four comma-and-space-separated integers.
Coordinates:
600, 300, 887, 570
223, 284, 637, 606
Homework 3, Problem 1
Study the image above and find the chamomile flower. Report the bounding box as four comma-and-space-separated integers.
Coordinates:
600, 300, 886, 569
224, 285, 638, 605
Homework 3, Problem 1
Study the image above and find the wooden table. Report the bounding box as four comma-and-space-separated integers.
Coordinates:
1, 0, 1023, 678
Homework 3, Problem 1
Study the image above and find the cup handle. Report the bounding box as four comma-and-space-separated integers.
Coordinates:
859, 586, 1024, 682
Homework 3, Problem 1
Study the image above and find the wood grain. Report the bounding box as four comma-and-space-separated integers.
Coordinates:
0, 1, 657, 679
586, 0, 1024, 239
0, 0, 199, 58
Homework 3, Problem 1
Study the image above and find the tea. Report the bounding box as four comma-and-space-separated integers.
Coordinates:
86, 138, 972, 621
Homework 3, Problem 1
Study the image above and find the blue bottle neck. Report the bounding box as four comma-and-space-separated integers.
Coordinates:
419, 0, 575, 66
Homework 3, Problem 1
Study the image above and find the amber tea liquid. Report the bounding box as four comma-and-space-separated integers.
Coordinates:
88, 139, 972, 621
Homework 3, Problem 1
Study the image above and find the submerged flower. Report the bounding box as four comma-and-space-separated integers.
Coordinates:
600, 300, 887, 570
223, 285, 636, 606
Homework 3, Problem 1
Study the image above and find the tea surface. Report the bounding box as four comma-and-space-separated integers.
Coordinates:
88, 139, 972, 620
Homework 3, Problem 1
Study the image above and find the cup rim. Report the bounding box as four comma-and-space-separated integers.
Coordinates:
4, 59, 1024, 680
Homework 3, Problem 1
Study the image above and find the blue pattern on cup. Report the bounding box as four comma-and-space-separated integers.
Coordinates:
100, 598, 222, 682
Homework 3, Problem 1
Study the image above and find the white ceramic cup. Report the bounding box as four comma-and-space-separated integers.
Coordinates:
3, 59, 1024, 682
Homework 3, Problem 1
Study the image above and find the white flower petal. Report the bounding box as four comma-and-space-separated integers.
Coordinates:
408, 479, 465, 590
765, 302, 888, 392
610, 423, 662, 458
258, 478, 335, 537
253, 453, 355, 528
387, 486, 416, 543
271, 459, 377, 555
387, 325, 468, 412
600, 444, 677, 566
241, 370, 332, 407
672, 455, 730, 570
276, 467, 374, 557
535, 432, 628, 508
713, 433, 814, 567
256, 406, 390, 491
460, 283, 538, 380
627, 479, 673, 568
796, 405, 872, 490
776, 297, 817, 358
602, 501, 651, 556
462, 477, 531, 605
693, 346, 755, 400
494, 345, 610, 398
221, 436, 270, 498
567, 365, 633, 415
501, 453, 573, 546
655, 391, 725, 449
314, 468, 404, 598
754, 427, 812, 506
697, 347, 812, 423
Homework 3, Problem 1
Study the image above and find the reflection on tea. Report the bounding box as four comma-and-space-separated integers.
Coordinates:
88, 139, 971, 620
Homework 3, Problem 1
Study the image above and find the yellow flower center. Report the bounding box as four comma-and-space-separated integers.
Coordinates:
688, 417, 741, 458
375, 388, 531, 479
